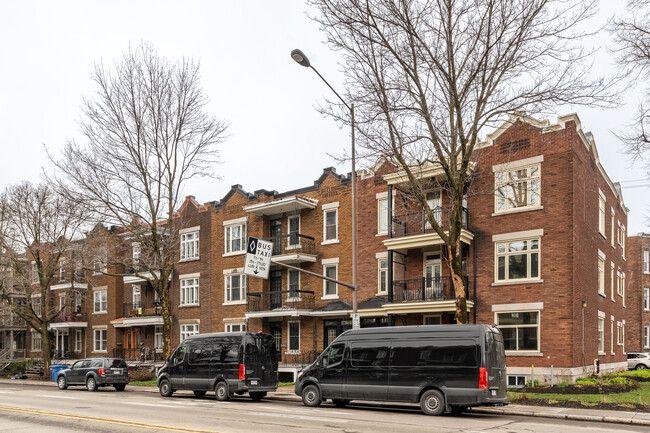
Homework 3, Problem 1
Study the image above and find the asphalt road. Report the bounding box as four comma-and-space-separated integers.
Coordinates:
0, 383, 647, 433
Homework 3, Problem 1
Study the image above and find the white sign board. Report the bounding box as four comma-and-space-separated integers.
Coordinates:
244, 237, 273, 279
352, 313, 360, 329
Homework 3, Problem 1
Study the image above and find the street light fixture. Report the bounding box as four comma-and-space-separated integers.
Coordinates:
291, 48, 359, 324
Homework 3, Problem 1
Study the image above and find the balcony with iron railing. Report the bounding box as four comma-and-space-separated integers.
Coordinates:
261, 234, 317, 263
390, 276, 474, 303
391, 207, 468, 238
246, 290, 315, 315
123, 302, 162, 318
52, 309, 86, 323
0, 313, 26, 328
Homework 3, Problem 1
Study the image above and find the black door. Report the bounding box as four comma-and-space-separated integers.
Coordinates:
345, 340, 389, 400
270, 322, 282, 360
270, 270, 282, 310
168, 345, 188, 389
270, 219, 282, 254
316, 342, 346, 399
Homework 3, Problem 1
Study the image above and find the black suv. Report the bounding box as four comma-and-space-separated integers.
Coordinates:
56, 358, 130, 391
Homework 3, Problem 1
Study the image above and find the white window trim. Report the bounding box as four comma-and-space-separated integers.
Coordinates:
180, 230, 200, 261
322, 204, 339, 245
287, 215, 302, 250
286, 321, 301, 354
494, 237, 541, 283
223, 271, 246, 306
492, 229, 544, 242
598, 314, 605, 355
494, 309, 541, 354
31, 331, 42, 352
378, 257, 388, 295
597, 253, 605, 296
93, 327, 107, 353
74, 329, 82, 353
645, 288, 650, 311
180, 323, 200, 341
611, 316, 615, 355
179, 225, 201, 235
93, 287, 108, 314
611, 262, 616, 301
223, 220, 247, 256
225, 322, 247, 333
645, 326, 650, 349
610, 209, 615, 248
287, 268, 301, 300
493, 159, 542, 214
180, 277, 200, 307
598, 189, 606, 237
322, 258, 339, 300
644, 250, 650, 274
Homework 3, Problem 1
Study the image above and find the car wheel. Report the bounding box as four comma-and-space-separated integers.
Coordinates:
57, 375, 68, 390
420, 389, 445, 416
301, 384, 321, 407
450, 405, 468, 416
114, 384, 126, 392
215, 381, 230, 401
249, 392, 266, 401
159, 379, 173, 397
193, 390, 206, 398
332, 399, 350, 408
636, 364, 648, 370
86, 376, 98, 392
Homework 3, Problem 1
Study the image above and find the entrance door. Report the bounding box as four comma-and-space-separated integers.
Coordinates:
270, 219, 282, 254
56, 330, 69, 358
124, 330, 139, 359
270, 322, 282, 360
424, 254, 443, 299
269, 270, 282, 309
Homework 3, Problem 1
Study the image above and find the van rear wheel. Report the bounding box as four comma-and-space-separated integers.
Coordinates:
215, 381, 230, 401
301, 384, 321, 407
420, 389, 445, 416
332, 399, 350, 408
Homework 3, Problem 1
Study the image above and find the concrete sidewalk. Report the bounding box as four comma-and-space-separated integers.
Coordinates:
3, 378, 650, 426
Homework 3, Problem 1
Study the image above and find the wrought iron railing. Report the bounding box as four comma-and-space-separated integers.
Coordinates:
391, 207, 468, 237
122, 302, 162, 318
54, 311, 86, 323
262, 234, 316, 256
281, 350, 318, 366
247, 290, 315, 312
391, 276, 471, 302
0, 313, 26, 327
112, 346, 161, 361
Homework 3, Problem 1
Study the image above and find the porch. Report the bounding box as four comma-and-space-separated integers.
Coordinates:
246, 290, 315, 316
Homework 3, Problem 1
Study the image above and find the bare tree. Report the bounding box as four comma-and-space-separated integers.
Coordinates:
309, 0, 616, 323
613, 1, 650, 162
0, 182, 87, 376
49, 42, 228, 356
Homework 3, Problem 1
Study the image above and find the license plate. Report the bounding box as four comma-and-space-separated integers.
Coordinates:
251, 380, 258, 385
491, 390, 496, 396
112, 369, 122, 373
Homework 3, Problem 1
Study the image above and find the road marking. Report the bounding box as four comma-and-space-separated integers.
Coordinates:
245, 411, 348, 423
0, 405, 223, 433
126, 401, 178, 408
35, 394, 79, 400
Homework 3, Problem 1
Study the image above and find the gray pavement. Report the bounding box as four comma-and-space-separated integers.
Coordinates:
3, 377, 650, 427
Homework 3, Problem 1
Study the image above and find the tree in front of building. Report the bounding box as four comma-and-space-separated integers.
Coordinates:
308, 0, 616, 323
49, 42, 229, 357
0, 182, 87, 377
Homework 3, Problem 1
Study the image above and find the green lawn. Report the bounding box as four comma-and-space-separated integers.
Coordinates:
509, 372, 650, 407
129, 379, 157, 386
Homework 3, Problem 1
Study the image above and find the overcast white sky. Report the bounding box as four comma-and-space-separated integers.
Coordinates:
1, 1, 649, 234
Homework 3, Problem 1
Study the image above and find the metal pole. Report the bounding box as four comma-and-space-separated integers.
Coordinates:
351, 103, 358, 316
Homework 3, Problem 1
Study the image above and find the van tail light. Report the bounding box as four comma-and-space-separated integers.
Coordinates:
239, 364, 245, 381
128, 370, 131, 375
479, 367, 488, 389
98, 368, 105, 376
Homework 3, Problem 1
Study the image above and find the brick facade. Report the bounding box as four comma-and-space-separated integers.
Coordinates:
627, 234, 650, 351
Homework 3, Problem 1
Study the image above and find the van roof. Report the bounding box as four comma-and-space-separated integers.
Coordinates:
336, 324, 495, 340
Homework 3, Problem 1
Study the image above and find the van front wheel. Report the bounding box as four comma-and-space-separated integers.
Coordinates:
420, 389, 445, 416
159, 379, 173, 397
215, 381, 230, 401
301, 384, 321, 407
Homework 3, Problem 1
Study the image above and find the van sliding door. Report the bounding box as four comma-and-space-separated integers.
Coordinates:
346, 341, 389, 400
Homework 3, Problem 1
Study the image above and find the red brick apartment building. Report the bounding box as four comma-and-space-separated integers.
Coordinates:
627, 234, 650, 352
2, 113, 630, 385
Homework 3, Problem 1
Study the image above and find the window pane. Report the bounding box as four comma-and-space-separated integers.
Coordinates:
531, 253, 539, 278
509, 241, 527, 252
498, 256, 506, 280
508, 254, 527, 279
518, 327, 538, 351
501, 328, 516, 351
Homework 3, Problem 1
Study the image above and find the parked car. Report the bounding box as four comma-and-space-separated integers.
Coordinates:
157, 331, 278, 400
627, 352, 650, 370
295, 324, 508, 416
56, 358, 130, 391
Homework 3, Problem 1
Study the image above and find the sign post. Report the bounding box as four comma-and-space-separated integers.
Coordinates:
244, 237, 273, 279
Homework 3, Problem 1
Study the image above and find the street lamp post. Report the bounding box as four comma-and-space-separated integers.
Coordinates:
291, 49, 358, 324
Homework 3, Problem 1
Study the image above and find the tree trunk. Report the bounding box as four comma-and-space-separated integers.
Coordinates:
448, 239, 468, 324
41, 324, 52, 379
161, 287, 172, 358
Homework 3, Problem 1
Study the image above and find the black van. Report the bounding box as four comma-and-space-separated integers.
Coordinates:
295, 324, 507, 415
157, 332, 278, 401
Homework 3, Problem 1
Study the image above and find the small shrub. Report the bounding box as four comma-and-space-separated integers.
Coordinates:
557, 382, 569, 388
3, 360, 29, 376
576, 377, 598, 385
608, 377, 630, 385
129, 368, 155, 382
526, 379, 540, 387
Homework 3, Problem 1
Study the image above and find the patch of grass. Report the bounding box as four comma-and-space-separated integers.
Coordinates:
615, 369, 650, 379
279, 382, 295, 387
129, 379, 157, 386
557, 382, 569, 387
575, 377, 598, 385
509, 380, 650, 406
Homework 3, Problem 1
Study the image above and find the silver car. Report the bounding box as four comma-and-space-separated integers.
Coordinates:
627, 352, 650, 370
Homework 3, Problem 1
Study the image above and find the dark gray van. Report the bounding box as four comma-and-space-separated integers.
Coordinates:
295, 324, 507, 415
157, 332, 278, 401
